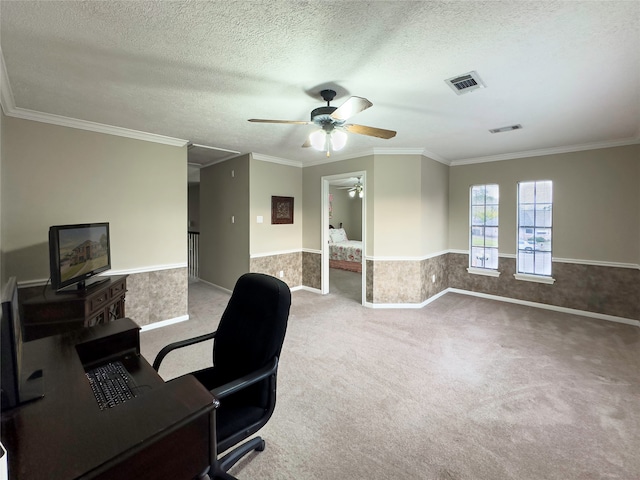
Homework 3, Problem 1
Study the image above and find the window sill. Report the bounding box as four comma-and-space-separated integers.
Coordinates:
467, 267, 501, 278
513, 273, 556, 285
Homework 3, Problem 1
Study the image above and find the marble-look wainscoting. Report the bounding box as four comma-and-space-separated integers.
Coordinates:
284, 251, 638, 319
126, 267, 188, 327
302, 251, 321, 290
250, 252, 302, 289
421, 254, 449, 301
448, 253, 640, 321
366, 259, 374, 303
369, 260, 422, 304
366, 254, 449, 305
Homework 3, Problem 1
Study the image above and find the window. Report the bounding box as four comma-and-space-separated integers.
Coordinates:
470, 184, 499, 270
517, 180, 553, 277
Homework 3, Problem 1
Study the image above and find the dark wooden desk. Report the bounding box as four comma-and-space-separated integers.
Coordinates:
0, 318, 216, 480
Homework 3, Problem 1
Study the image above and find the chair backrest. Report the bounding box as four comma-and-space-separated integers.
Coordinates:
213, 273, 291, 387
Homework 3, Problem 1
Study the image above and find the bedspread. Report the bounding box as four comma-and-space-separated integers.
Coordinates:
329, 240, 362, 263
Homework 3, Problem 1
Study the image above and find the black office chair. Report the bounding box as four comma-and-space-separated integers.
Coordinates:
153, 273, 291, 480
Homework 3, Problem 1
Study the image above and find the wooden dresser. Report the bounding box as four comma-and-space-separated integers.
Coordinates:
20, 275, 127, 341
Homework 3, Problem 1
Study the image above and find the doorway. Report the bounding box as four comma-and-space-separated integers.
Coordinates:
321, 172, 366, 304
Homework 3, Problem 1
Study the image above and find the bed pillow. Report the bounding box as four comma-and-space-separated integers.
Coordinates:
330, 228, 348, 243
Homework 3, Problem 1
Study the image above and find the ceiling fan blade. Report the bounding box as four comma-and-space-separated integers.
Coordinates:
330, 96, 373, 121
343, 124, 397, 139
248, 119, 311, 125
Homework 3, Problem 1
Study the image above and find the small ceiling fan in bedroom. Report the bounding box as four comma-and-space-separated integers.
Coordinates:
337, 176, 364, 198
248, 89, 396, 157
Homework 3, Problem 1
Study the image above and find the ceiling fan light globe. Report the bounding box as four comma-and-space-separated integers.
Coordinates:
309, 130, 327, 151
349, 190, 356, 198
330, 130, 348, 151
359, 190, 364, 198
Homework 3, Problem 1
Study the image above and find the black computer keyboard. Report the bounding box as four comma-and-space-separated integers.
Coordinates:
85, 361, 138, 410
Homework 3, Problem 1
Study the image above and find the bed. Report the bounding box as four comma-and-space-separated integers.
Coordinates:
329, 227, 362, 273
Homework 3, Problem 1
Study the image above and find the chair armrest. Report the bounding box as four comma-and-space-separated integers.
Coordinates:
152, 331, 217, 371
211, 357, 279, 400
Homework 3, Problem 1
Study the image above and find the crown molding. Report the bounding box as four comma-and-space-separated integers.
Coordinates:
418, 149, 450, 165
251, 153, 303, 168
303, 148, 376, 167
5, 106, 189, 147
190, 143, 240, 154
450, 136, 640, 166
371, 147, 426, 156
303, 147, 446, 167
1, 47, 188, 147
372, 147, 451, 165
193, 152, 247, 168
188, 143, 241, 166
0, 47, 16, 115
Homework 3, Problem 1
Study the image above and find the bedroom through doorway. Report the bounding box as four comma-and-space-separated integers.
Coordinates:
322, 172, 366, 304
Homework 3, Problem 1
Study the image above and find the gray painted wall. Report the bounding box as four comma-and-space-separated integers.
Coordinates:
188, 183, 200, 232
329, 185, 362, 241
250, 158, 302, 255
199, 154, 250, 290
1, 116, 187, 282
448, 145, 640, 264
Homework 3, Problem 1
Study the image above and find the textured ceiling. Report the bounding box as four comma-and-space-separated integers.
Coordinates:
1, 0, 639, 167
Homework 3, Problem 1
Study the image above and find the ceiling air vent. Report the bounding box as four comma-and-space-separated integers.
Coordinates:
489, 124, 523, 134
445, 71, 485, 95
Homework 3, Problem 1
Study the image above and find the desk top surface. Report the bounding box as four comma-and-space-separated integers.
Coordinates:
1, 319, 215, 480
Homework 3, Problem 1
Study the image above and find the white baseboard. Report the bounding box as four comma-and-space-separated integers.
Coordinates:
164, 283, 638, 331
291, 285, 322, 294
302, 284, 638, 327
364, 289, 449, 309
195, 278, 233, 294
140, 315, 189, 332
447, 288, 640, 327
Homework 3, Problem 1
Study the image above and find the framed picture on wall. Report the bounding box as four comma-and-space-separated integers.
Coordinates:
271, 196, 294, 224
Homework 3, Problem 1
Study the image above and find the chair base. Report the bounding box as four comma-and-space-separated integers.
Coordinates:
206, 436, 266, 480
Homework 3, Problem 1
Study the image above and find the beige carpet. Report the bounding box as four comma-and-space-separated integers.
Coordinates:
141, 272, 640, 480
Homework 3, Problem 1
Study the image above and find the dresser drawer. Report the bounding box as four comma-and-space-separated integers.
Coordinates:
110, 280, 126, 297
89, 291, 109, 313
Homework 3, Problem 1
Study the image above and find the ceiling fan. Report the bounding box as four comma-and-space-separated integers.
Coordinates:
336, 176, 364, 198
248, 89, 396, 157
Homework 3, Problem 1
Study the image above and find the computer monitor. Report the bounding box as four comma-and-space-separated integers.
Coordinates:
1, 277, 43, 411
49, 222, 111, 292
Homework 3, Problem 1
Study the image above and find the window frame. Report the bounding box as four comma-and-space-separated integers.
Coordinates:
515, 180, 555, 284
467, 184, 500, 277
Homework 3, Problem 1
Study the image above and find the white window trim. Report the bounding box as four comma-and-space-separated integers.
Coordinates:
467, 267, 501, 277
513, 272, 556, 284
469, 184, 499, 271
516, 180, 553, 279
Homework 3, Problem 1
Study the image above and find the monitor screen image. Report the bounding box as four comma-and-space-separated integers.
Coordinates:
49, 223, 111, 292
